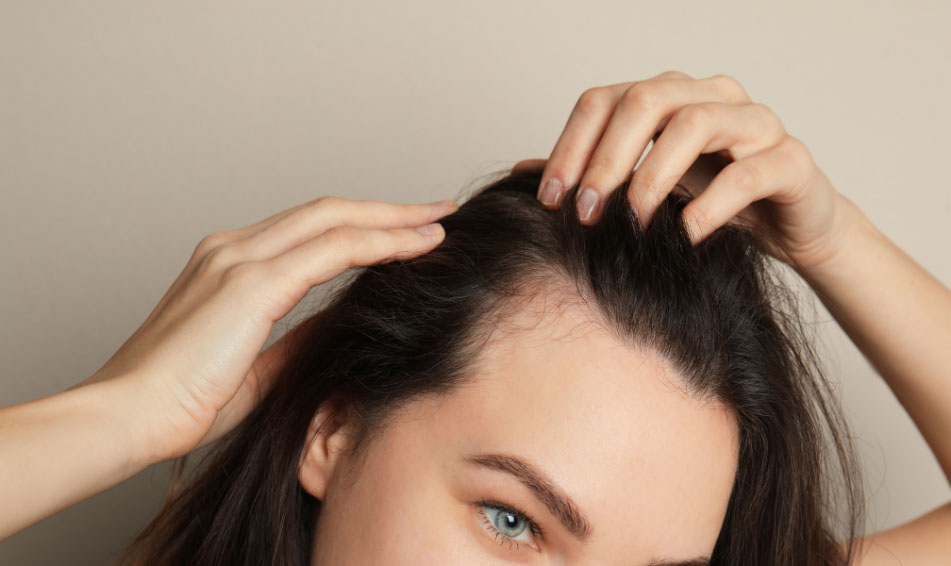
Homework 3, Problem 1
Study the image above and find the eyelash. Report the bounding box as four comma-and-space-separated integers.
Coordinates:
475, 497, 546, 551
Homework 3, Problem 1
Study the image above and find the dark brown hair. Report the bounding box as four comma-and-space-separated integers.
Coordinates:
116, 167, 865, 565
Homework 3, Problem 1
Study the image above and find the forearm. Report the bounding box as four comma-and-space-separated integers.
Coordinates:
795, 194, 951, 483
0, 375, 154, 540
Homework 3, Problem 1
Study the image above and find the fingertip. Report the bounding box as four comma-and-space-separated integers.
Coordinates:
539, 177, 565, 208
576, 187, 601, 224
415, 222, 444, 238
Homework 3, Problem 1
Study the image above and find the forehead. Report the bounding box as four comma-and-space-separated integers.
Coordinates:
394, 293, 739, 557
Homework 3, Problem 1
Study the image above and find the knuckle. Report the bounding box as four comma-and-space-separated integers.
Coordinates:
622, 82, 656, 110
656, 69, 691, 80
321, 224, 357, 253
710, 73, 750, 101
749, 100, 772, 117
750, 102, 784, 131
585, 152, 619, 177
575, 87, 610, 116
202, 242, 243, 272
777, 135, 813, 168
674, 103, 713, 130
728, 162, 762, 195
221, 260, 263, 285
194, 231, 232, 256
710, 73, 739, 87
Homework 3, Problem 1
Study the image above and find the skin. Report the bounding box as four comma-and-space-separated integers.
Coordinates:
0, 70, 947, 563
300, 294, 738, 565
0, 196, 459, 540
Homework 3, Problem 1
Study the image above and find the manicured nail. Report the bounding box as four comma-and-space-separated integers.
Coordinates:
577, 188, 599, 222
416, 222, 444, 236
538, 178, 564, 206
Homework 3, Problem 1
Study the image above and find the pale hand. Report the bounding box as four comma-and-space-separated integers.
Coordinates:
516, 70, 858, 273
76, 196, 458, 464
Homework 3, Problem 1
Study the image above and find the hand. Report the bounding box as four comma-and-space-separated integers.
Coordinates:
516, 70, 857, 271
81, 196, 458, 464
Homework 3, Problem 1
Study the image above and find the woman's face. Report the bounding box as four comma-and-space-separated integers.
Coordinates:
303, 297, 739, 565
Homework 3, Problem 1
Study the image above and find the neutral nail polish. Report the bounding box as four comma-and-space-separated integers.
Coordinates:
577, 188, 599, 222
539, 178, 564, 206
416, 222, 443, 236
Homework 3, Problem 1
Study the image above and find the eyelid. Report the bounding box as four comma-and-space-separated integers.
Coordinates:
474, 497, 546, 552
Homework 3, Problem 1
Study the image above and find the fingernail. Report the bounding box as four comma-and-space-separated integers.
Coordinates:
577, 188, 599, 222
416, 222, 444, 236
539, 178, 564, 206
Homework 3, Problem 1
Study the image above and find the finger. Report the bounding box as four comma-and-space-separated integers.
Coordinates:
233, 197, 457, 263
262, 223, 447, 320
166, 197, 453, 319
164, 198, 457, 319
536, 82, 633, 207
575, 75, 752, 225
240, 196, 457, 243
537, 70, 694, 210
231, 200, 314, 240
200, 198, 324, 250
680, 138, 810, 245
229, 197, 456, 249
675, 151, 734, 200
512, 159, 548, 175
629, 101, 786, 229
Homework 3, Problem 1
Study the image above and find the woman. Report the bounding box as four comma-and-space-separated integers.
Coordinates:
1, 71, 948, 565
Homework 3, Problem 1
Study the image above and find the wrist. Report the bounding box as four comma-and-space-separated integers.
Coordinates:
788, 192, 875, 279
71, 375, 167, 473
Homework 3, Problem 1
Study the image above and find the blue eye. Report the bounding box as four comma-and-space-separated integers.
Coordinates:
486, 504, 529, 538
476, 498, 544, 551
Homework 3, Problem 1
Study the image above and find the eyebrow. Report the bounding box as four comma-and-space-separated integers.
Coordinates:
462, 452, 711, 566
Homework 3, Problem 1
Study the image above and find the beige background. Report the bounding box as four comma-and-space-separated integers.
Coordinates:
1, 1, 949, 564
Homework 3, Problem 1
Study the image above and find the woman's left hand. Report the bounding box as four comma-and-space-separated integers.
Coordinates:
515, 70, 858, 272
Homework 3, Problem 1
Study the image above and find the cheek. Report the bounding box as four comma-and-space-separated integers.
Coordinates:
312, 432, 490, 565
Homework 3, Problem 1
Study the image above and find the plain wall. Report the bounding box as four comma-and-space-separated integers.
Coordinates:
1, 1, 949, 564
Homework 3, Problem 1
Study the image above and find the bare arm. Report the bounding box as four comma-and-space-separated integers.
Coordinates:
0, 196, 455, 541
798, 194, 951, 484
0, 377, 150, 540
799, 194, 951, 564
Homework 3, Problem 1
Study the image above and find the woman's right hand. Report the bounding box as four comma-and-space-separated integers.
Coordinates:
517, 71, 860, 274
82, 195, 458, 465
